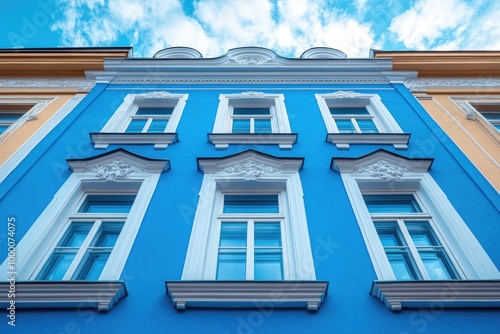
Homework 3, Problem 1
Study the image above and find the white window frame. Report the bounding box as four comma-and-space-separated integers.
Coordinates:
0, 97, 52, 145
454, 99, 500, 142
208, 92, 297, 150
0, 149, 169, 282
168, 151, 328, 311
182, 150, 315, 281
316, 91, 409, 149
333, 150, 500, 281
91, 91, 187, 149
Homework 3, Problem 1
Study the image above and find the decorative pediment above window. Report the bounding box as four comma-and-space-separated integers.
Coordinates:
331, 149, 433, 175
197, 149, 304, 176
67, 149, 170, 176
324, 90, 363, 99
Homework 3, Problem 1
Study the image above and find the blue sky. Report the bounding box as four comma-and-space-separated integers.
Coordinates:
1, 0, 499, 58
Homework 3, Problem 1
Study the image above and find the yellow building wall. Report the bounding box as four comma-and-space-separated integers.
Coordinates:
417, 89, 500, 191
0, 92, 81, 167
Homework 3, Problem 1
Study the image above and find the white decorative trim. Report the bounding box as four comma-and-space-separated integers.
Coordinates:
324, 91, 362, 99
90, 132, 179, 150
166, 281, 328, 311
91, 160, 146, 181
238, 91, 268, 98
371, 280, 500, 311
0, 281, 127, 312
326, 133, 410, 150
316, 92, 406, 149
211, 92, 294, 149
332, 150, 433, 174
109, 78, 390, 85
332, 150, 500, 281
154, 47, 203, 59
0, 150, 168, 281
301, 47, 346, 59
95, 92, 187, 148
456, 101, 477, 120
68, 149, 169, 174
208, 133, 298, 150
0, 79, 95, 91
215, 159, 282, 180
0, 96, 83, 183
228, 48, 276, 65
405, 79, 500, 92
183, 150, 315, 281
354, 160, 411, 180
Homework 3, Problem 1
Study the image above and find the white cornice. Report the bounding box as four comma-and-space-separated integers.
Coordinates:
0, 79, 95, 91
405, 78, 500, 92
86, 48, 417, 84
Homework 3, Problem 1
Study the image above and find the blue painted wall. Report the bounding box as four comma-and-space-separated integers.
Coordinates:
1, 80, 499, 334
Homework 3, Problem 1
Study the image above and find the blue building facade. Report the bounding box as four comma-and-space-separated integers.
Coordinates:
1, 47, 500, 333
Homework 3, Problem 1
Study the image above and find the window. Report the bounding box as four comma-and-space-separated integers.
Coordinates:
469, 103, 500, 132
364, 194, 458, 281
91, 91, 187, 149
125, 107, 174, 133
217, 194, 284, 280
208, 92, 297, 150
316, 91, 409, 149
0, 103, 37, 139
454, 100, 500, 141
36, 194, 135, 281
166, 150, 327, 311
0, 149, 169, 311
332, 150, 500, 310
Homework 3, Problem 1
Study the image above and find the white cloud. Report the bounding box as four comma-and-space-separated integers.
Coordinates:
389, 0, 474, 49
50, 0, 378, 58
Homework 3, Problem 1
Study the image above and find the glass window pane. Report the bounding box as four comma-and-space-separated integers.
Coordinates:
217, 252, 246, 280
254, 222, 281, 247
386, 252, 418, 280
232, 119, 250, 133
223, 194, 279, 213
375, 223, 404, 247
38, 253, 75, 280
147, 119, 168, 133
420, 252, 456, 280
254, 251, 283, 280
125, 119, 146, 133
357, 119, 378, 133
335, 119, 356, 133
407, 224, 437, 246
329, 107, 369, 115
233, 107, 270, 115
0, 125, 9, 134
78, 195, 136, 213
254, 119, 272, 133
363, 194, 422, 214
94, 224, 123, 247
136, 107, 173, 115
481, 112, 500, 122
76, 252, 110, 280
59, 223, 92, 247
219, 223, 247, 247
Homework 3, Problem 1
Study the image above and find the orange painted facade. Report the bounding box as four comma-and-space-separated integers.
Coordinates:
0, 48, 131, 173
373, 51, 500, 192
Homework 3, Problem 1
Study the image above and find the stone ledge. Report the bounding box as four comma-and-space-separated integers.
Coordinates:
90, 132, 178, 149
371, 280, 500, 311
327, 133, 410, 149
0, 281, 127, 312
208, 133, 298, 150
166, 280, 328, 311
